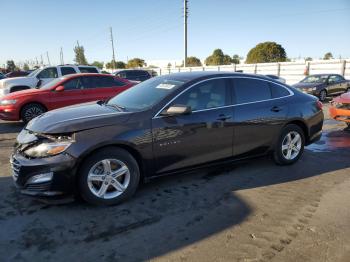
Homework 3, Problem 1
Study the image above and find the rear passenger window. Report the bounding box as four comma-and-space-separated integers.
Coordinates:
61, 67, 76, 76
78, 67, 98, 73
269, 82, 290, 98
233, 78, 271, 104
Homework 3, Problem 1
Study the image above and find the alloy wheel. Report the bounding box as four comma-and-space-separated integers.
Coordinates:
281, 131, 302, 160
87, 159, 130, 199
24, 106, 44, 121
319, 90, 327, 101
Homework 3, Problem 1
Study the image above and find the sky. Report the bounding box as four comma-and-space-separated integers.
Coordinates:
0, 0, 349, 66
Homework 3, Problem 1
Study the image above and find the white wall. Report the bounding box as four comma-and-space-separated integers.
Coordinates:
154, 59, 350, 85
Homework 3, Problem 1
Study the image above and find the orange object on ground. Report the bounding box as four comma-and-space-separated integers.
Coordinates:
329, 92, 350, 124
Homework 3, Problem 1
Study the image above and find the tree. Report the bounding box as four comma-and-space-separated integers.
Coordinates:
105, 60, 116, 69
73, 44, 88, 65
305, 57, 313, 61
205, 49, 232, 66
245, 42, 287, 64
91, 61, 104, 69
23, 63, 30, 71
6, 60, 16, 71
323, 52, 333, 60
232, 54, 240, 64
106, 60, 125, 69
186, 56, 202, 67
126, 58, 145, 68
115, 61, 126, 69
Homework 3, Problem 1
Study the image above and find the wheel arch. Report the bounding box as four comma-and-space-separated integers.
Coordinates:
74, 143, 146, 188
284, 120, 309, 143
19, 101, 48, 119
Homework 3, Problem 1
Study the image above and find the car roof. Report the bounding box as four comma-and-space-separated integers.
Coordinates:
60, 73, 114, 80
158, 71, 271, 82
307, 74, 341, 77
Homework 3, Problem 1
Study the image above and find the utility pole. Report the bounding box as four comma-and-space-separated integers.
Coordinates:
110, 27, 116, 70
46, 51, 51, 65
183, 0, 188, 67
60, 47, 64, 64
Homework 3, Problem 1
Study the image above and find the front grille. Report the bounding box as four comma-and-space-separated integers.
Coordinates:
10, 156, 20, 180
25, 181, 52, 192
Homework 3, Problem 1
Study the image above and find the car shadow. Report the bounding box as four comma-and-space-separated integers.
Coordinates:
0, 128, 350, 260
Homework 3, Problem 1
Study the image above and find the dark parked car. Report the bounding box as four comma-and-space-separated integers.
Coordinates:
11, 72, 323, 205
5, 71, 29, 78
293, 74, 350, 101
114, 69, 152, 82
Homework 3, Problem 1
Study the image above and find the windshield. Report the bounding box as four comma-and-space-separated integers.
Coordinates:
28, 69, 40, 77
39, 77, 64, 89
301, 75, 328, 83
107, 76, 185, 111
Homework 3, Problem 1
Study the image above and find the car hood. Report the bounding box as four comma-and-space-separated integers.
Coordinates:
0, 76, 36, 88
292, 82, 322, 89
26, 102, 132, 134
1, 87, 44, 99
333, 92, 350, 103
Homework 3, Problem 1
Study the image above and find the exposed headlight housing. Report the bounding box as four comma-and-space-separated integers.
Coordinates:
307, 87, 317, 91
0, 99, 17, 105
24, 141, 72, 158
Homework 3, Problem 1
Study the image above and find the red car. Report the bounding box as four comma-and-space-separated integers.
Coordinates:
0, 73, 134, 122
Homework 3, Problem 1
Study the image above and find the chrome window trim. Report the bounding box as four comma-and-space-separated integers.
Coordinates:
153, 76, 294, 119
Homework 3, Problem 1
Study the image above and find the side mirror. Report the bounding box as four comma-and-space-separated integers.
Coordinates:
36, 79, 42, 88
161, 105, 192, 116
55, 85, 64, 92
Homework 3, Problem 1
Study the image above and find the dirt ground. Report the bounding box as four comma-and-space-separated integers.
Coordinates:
0, 104, 350, 262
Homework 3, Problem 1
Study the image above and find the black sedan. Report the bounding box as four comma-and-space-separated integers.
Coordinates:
11, 72, 324, 205
114, 69, 153, 82
293, 74, 350, 101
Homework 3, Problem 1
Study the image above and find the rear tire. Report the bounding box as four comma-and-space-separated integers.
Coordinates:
319, 89, 327, 102
273, 124, 305, 165
20, 103, 46, 123
78, 147, 140, 206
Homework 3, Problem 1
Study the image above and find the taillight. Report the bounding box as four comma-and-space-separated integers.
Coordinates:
316, 100, 323, 110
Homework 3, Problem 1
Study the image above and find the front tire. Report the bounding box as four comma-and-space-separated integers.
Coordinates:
20, 103, 46, 123
78, 147, 140, 206
273, 124, 305, 165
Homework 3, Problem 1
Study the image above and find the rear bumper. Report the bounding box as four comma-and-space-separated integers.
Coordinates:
0, 105, 19, 121
329, 106, 350, 123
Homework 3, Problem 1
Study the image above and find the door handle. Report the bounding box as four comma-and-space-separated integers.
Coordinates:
217, 114, 231, 121
271, 106, 282, 112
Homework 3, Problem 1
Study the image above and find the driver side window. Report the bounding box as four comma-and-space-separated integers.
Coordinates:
37, 68, 58, 79
171, 79, 229, 111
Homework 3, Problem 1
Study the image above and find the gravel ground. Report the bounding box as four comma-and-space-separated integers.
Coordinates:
0, 103, 349, 262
